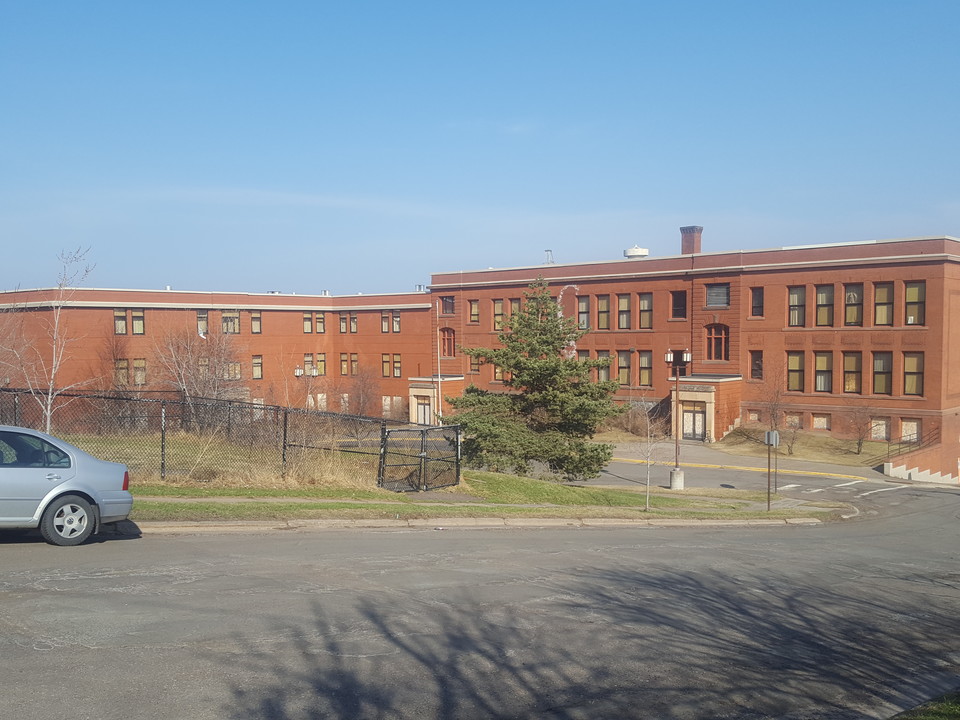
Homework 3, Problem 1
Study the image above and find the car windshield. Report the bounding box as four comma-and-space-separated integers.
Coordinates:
0, 431, 71, 468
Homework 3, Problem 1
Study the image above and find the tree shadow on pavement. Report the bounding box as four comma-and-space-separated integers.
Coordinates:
215, 562, 960, 719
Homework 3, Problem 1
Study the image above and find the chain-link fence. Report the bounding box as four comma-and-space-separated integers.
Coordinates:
0, 389, 460, 491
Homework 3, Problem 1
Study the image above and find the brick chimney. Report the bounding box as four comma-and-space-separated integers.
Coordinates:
680, 226, 703, 255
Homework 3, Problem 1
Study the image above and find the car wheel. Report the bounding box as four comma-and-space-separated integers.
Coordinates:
40, 495, 94, 546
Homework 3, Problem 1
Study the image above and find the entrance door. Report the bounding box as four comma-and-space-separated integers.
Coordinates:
415, 396, 433, 425
682, 403, 706, 440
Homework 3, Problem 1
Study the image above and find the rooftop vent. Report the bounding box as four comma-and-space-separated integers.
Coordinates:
623, 246, 649, 260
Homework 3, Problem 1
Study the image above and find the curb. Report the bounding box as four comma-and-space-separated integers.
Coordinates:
131, 516, 822, 535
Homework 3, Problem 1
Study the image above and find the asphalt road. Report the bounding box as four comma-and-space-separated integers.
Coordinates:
2, 476, 960, 719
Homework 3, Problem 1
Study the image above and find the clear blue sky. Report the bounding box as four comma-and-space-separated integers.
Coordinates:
2, 1, 958, 295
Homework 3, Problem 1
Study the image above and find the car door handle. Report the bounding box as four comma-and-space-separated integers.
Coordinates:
46, 473, 61, 481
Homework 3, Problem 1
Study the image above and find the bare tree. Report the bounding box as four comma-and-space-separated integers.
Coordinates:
0, 248, 94, 432
848, 405, 879, 455
624, 398, 670, 511
348, 367, 382, 418
152, 326, 243, 402
758, 366, 788, 433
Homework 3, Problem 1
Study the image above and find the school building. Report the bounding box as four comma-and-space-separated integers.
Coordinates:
2, 227, 958, 483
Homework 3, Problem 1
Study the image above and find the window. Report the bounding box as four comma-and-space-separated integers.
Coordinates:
114, 359, 128, 387
469, 356, 480, 373
221, 310, 239, 334
252, 355, 263, 380
350, 353, 358, 375
788, 286, 806, 327
380, 311, 400, 333
114, 310, 127, 335
638, 293, 653, 329
440, 328, 455, 357
873, 282, 893, 326
381, 353, 391, 377
493, 365, 504, 381
670, 290, 687, 319
617, 351, 631, 386
617, 294, 632, 329
843, 352, 862, 393
303, 353, 315, 376
198, 357, 209, 377
638, 350, 653, 386
577, 296, 590, 329
509, 298, 521, 316
815, 285, 834, 327
787, 351, 804, 392
705, 283, 730, 307
903, 352, 924, 395
440, 296, 455, 314
871, 417, 890, 441
251, 311, 262, 334
126, 309, 143, 336
468, 300, 479, 324
133, 358, 147, 385
316, 312, 325, 333
706, 324, 730, 361
844, 284, 863, 326
393, 354, 402, 378
750, 287, 764, 317
222, 361, 241, 381
905, 281, 925, 325
596, 351, 610, 382
901, 418, 920, 443
814, 351, 833, 392
597, 295, 610, 330
340, 353, 349, 375
873, 352, 893, 394
197, 310, 208, 336
339, 313, 347, 333
493, 299, 504, 330
750, 350, 763, 380
316, 354, 326, 376
349, 312, 358, 333
812, 413, 831, 430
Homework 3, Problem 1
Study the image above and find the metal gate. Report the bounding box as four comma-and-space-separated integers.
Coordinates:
378, 425, 461, 492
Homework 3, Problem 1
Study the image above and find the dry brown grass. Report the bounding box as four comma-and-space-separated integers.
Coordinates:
702, 428, 889, 467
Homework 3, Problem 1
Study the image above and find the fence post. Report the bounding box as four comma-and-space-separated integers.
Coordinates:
160, 401, 167, 480
377, 421, 388, 488
281, 408, 289, 479
419, 428, 428, 491
13, 392, 20, 426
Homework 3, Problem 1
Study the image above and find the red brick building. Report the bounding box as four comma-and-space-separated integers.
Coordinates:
2, 228, 958, 482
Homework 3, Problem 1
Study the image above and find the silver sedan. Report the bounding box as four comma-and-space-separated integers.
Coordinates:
0, 425, 133, 546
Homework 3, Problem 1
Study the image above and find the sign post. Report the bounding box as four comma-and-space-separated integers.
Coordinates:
764, 430, 780, 511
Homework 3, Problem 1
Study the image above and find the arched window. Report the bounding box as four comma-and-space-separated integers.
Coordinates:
440, 328, 456, 358
705, 324, 729, 361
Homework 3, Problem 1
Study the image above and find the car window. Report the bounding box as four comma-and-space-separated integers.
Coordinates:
0, 431, 71, 468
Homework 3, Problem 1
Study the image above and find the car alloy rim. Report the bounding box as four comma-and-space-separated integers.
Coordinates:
54, 504, 88, 538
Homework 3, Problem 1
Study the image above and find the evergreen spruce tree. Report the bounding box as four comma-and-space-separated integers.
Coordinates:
447, 279, 621, 480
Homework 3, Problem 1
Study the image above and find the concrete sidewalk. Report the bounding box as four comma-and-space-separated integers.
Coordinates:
611, 440, 891, 482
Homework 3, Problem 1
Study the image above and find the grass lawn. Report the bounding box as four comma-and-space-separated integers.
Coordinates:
128, 469, 839, 523
891, 692, 960, 719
